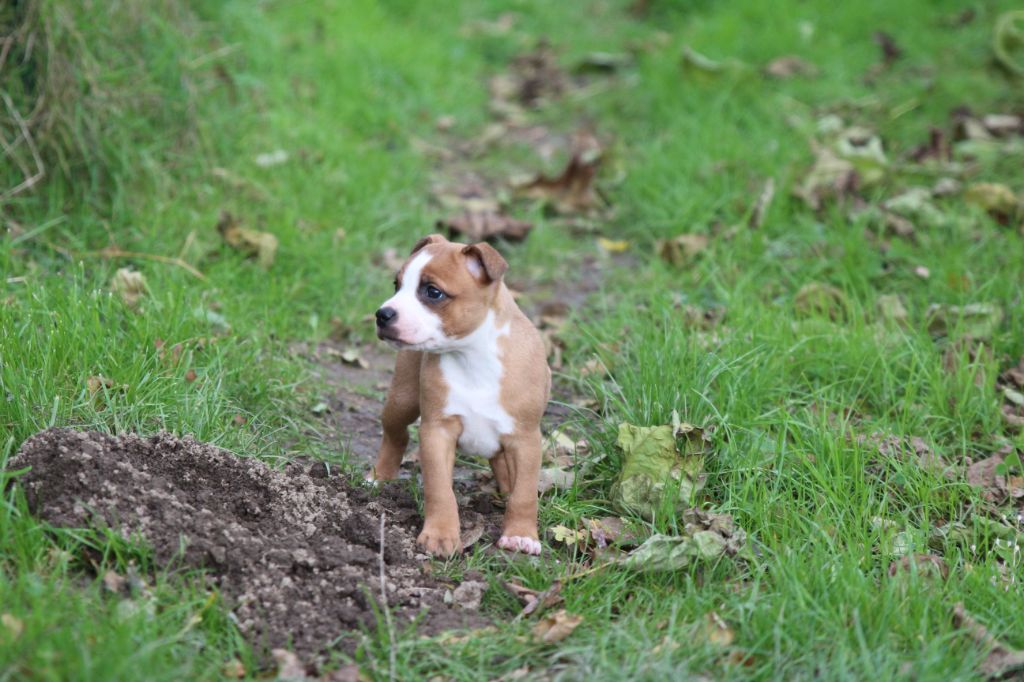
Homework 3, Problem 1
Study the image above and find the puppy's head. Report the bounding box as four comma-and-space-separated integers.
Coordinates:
375, 234, 508, 351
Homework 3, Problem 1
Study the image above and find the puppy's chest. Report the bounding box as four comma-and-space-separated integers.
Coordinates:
438, 350, 515, 458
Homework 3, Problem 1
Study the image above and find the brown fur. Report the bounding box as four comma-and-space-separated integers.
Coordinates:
372, 235, 550, 556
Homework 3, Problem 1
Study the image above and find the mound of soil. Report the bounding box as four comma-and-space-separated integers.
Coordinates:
9, 428, 491, 661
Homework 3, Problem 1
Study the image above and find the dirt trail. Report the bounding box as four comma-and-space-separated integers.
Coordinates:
10, 429, 490, 663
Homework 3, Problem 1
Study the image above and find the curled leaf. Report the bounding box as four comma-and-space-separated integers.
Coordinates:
531, 609, 582, 644
217, 212, 278, 269
609, 422, 707, 520
111, 268, 147, 308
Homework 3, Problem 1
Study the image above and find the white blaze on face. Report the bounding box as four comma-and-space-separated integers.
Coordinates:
379, 251, 445, 349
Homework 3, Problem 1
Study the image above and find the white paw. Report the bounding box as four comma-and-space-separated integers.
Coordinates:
498, 535, 542, 556
364, 471, 381, 486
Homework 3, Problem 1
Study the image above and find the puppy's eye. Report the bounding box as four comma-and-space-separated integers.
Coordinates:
424, 284, 446, 301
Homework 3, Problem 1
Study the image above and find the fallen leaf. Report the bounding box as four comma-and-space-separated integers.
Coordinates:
311, 402, 330, 416
520, 581, 564, 618
255, 149, 289, 168
764, 55, 819, 79
438, 211, 533, 243
884, 187, 948, 228
272, 648, 307, 680
952, 603, 1024, 679
876, 294, 909, 326
319, 665, 365, 682
702, 611, 735, 647
582, 516, 637, 548
914, 266, 931, 279
574, 52, 633, 74
103, 570, 128, 594
610, 422, 708, 519
339, 347, 368, 369
873, 31, 903, 66
620, 531, 730, 571
452, 580, 487, 610
994, 10, 1024, 77
538, 466, 575, 493
377, 248, 406, 272
515, 135, 604, 214
887, 553, 949, 580
460, 521, 486, 551
222, 659, 246, 679
794, 282, 850, 321
964, 182, 1021, 224
1, 613, 23, 639
926, 303, 1004, 340
967, 453, 1010, 503
549, 525, 588, 546
597, 237, 630, 253
489, 40, 567, 115
748, 178, 776, 229
217, 212, 278, 269
111, 268, 147, 308
543, 429, 587, 465
656, 233, 709, 266
681, 45, 747, 81
531, 609, 582, 644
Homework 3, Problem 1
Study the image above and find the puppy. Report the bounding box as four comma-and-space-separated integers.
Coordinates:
371, 234, 550, 556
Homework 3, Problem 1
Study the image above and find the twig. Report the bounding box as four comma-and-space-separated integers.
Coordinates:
80, 246, 207, 281
0, 91, 45, 200
378, 512, 397, 682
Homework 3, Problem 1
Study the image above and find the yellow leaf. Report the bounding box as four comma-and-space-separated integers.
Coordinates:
531, 609, 583, 643
597, 237, 631, 253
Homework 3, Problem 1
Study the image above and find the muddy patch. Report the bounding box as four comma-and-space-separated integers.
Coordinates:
9, 428, 491, 663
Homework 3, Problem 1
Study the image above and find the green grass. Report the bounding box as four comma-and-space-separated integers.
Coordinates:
3, 0, 1024, 679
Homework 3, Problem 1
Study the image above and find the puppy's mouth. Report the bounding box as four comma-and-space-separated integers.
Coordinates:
376, 328, 411, 347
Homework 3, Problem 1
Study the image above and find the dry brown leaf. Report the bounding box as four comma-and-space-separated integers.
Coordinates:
488, 40, 567, 117
1, 613, 23, 639
272, 648, 307, 680
437, 211, 533, 243
952, 603, 1024, 679
452, 580, 487, 610
964, 182, 1021, 225
460, 522, 486, 551
582, 516, 638, 548
748, 178, 776, 229
216, 211, 278, 269
656, 233, 709, 266
764, 56, 819, 79
514, 135, 604, 214
520, 581, 564, 618
319, 664, 365, 682
538, 466, 575, 493
222, 659, 246, 679
887, 553, 949, 580
702, 611, 735, 648
111, 268, 147, 308
531, 609, 582, 644
967, 453, 1010, 503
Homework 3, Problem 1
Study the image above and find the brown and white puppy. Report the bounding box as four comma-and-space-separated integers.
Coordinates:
370, 234, 550, 557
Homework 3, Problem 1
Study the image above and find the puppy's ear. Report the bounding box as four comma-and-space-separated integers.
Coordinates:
462, 243, 508, 283
410, 233, 446, 255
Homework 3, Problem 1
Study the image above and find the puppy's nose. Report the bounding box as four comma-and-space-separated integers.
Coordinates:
375, 306, 397, 327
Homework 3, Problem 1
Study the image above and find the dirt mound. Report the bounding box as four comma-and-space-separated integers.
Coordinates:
9, 428, 491, 662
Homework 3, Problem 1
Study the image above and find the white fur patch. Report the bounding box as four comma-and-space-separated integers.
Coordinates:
379, 251, 445, 350
440, 311, 515, 458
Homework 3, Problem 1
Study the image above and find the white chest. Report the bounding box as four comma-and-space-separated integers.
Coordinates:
438, 313, 515, 458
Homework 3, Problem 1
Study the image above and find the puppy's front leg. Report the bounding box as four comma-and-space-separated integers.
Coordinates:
497, 429, 542, 556
416, 420, 461, 557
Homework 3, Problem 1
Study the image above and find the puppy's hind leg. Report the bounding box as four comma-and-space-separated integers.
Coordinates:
370, 350, 421, 481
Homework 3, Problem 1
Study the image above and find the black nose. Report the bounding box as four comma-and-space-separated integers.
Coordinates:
375, 306, 397, 327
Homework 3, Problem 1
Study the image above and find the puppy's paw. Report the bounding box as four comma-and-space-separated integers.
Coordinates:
365, 464, 398, 484
417, 526, 461, 557
497, 535, 542, 556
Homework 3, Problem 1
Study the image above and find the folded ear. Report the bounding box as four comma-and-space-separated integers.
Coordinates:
410, 233, 447, 255
462, 243, 508, 283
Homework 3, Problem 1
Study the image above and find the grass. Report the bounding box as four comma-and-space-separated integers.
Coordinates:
3, 0, 1024, 679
